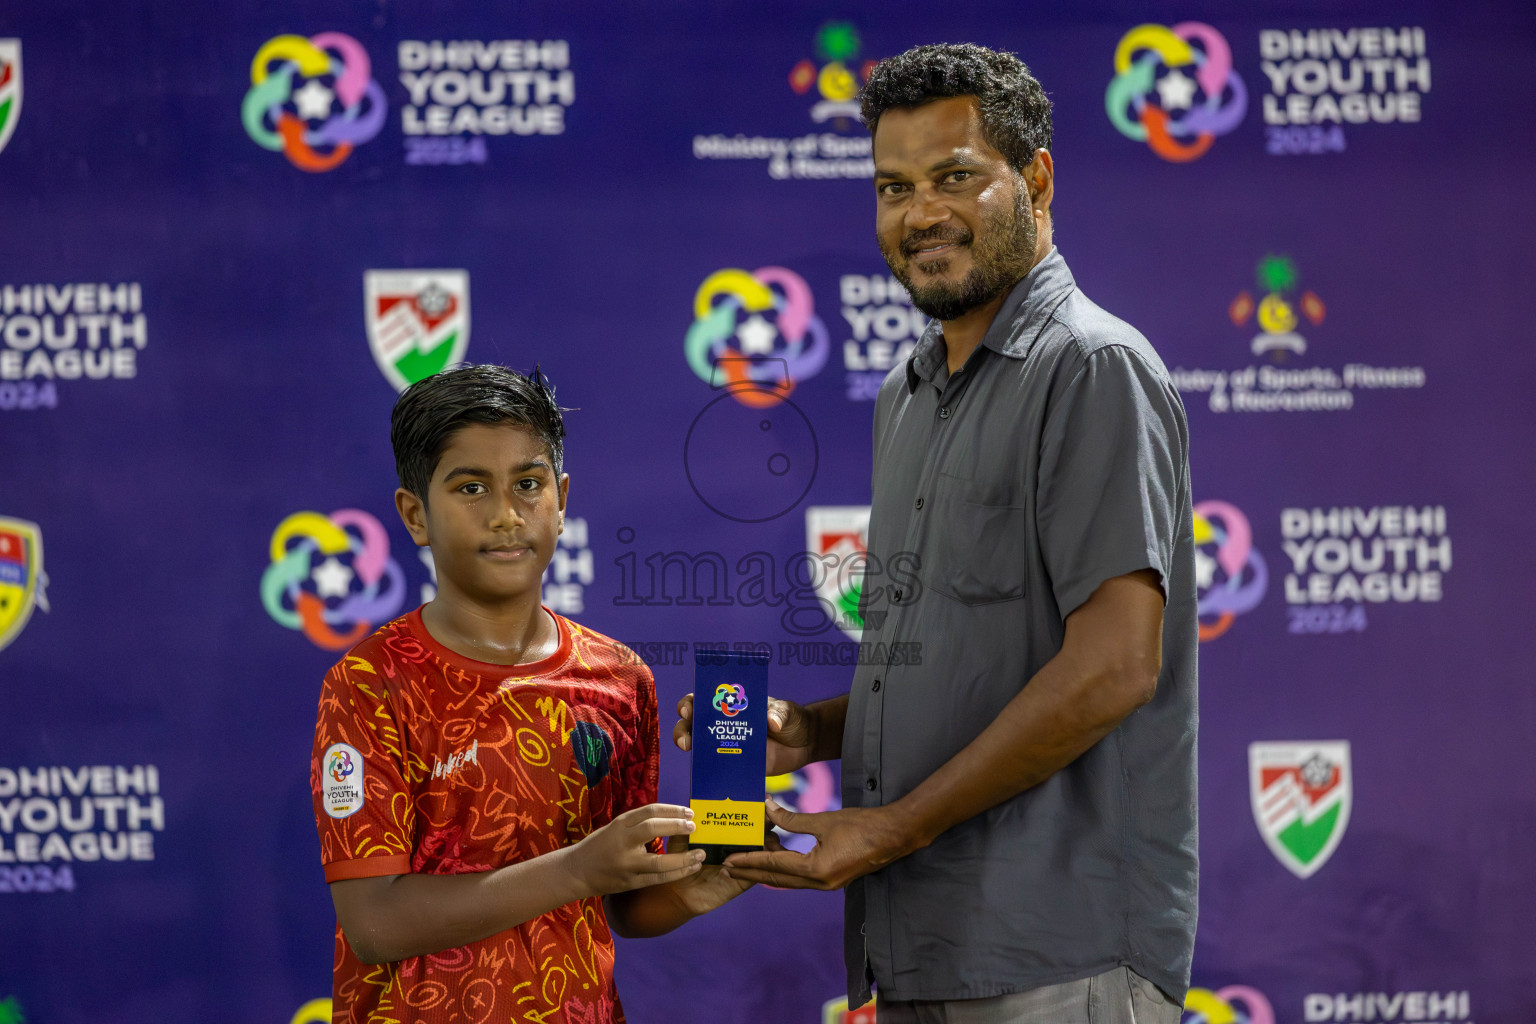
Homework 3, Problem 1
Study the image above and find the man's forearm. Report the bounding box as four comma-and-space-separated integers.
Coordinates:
331, 846, 587, 964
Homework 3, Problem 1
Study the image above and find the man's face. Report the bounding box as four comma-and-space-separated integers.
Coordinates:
398, 422, 567, 605
873, 95, 1044, 322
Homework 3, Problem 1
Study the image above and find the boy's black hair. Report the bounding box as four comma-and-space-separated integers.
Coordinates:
859, 43, 1053, 172
390, 364, 567, 500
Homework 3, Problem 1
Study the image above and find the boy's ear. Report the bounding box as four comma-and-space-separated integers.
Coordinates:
557, 473, 570, 534
395, 487, 430, 547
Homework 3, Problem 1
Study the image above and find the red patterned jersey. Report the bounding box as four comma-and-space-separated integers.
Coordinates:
311, 607, 658, 1024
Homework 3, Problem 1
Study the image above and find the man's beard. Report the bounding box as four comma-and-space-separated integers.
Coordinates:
880, 187, 1037, 323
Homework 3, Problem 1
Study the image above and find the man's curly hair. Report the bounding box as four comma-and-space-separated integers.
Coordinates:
859, 43, 1053, 171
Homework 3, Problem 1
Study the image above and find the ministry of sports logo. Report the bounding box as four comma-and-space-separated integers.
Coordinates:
1193, 501, 1267, 641
692, 22, 877, 180
364, 270, 470, 391
1106, 22, 1247, 162
261, 509, 406, 650
1250, 740, 1351, 878
1183, 985, 1274, 1024
685, 266, 830, 407
1230, 254, 1325, 359
806, 506, 870, 640
789, 21, 873, 124
0, 41, 21, 157
243, 33, 386, 172
0, 517, 47, 655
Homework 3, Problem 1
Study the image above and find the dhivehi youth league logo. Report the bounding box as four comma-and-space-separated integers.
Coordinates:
0, 41, 21, 157
712, 683, 748, 717
322, 742, 365, 818
1250, 741, 1351, 878
1194, 500, 1267, 641
242, 32, 386, 172
1105, 22, 1246, 162
686, 266, 830, 408
261, 509, 406, 650
0, 517, 48, 654
806, 506, 870, 640
364, 270, 470, 391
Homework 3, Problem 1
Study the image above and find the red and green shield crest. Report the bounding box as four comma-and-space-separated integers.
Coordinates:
1250, 740, 1352, 878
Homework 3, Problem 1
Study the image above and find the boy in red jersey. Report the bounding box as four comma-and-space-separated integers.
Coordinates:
312, 364, 749, 1023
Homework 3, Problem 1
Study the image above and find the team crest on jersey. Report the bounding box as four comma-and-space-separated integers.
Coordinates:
0, 517, 48, 654
805, 506, 870, 640
1250, 740, 1352, 878
0, 41, 21, 156
364, 270, 470, 392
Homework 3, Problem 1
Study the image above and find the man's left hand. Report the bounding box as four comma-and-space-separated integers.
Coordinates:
722, 799, 914, 890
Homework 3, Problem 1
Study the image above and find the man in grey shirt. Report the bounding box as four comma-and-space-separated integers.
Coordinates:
676, 44, 1197, 1023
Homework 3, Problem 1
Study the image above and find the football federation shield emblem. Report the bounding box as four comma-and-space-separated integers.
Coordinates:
805, 506, 870, 640
0, 41, 21, 156
364, 270, 470, 392
1250, 740, 1351, 878
0, 517, 48, 654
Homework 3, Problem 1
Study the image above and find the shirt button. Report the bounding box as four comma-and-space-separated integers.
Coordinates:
939, 406, 950, 419
914, 497, 924, 511
865, 778, 877, 791
872, 679, 882, 692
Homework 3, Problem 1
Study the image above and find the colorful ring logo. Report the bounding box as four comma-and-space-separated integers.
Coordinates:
712, 682, 749, 717
1193, 500, 1268, 641
686, 266, 830, 408
261, 509, 405, 650
1183, 985, 1274, 1024
328, 749, 355, 783
1106, 22, 1247, 162
242, 33, 386, 172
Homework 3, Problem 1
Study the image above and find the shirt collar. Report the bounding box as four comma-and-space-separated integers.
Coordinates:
905, 246, 1075, 392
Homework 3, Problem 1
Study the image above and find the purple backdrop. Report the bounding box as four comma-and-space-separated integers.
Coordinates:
1, 2, 1533, 1022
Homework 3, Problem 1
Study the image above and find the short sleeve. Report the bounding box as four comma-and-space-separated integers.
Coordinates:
1036, 345, 1187, 619
312, 655, 416, 882
615, 664, 659, 815
607, 661, 660, 852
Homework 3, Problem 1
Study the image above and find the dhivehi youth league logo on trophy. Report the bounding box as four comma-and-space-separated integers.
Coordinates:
0, 40, 21, 156
1249, 740, 1351, 878
805, 506, 870, 641
364, 270, 470, 391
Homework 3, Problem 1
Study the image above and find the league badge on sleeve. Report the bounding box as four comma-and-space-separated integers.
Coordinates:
364, 270, 471, 392
0, 517, 47, 654
322, 742, 365, 818
1249, 740, 1351, 878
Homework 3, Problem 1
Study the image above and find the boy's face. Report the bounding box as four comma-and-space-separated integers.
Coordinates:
396, 422, 568, 606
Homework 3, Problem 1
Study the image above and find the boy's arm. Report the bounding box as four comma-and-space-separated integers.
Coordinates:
330, 803, 702, 964
603, 846, 756, 938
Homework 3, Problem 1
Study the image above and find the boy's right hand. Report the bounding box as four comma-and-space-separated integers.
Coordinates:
673, 694, 818, 776
566, 804, 704, 896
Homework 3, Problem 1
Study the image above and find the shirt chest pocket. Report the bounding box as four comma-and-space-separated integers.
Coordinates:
923, 472, 1029, 605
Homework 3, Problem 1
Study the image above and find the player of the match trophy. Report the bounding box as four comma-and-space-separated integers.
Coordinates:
689, 648, 769, 864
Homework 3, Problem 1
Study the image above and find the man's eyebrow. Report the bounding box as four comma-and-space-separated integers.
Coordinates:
874, 154, 982, 181
927, 155, 980, 173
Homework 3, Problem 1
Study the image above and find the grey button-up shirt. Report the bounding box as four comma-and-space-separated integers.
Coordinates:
844, 248, 1198, 1004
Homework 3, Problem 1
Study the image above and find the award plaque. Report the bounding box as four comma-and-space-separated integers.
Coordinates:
689, 648, 769, 864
